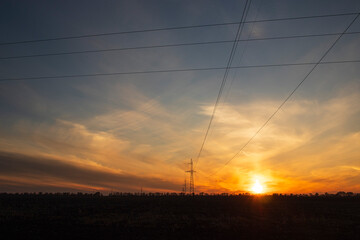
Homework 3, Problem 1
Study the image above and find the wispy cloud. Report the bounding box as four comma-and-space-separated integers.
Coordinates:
196, 84, 360, 193
0, 151, 179, 193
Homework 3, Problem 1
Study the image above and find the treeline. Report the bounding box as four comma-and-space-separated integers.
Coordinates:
0, 191, 358, 198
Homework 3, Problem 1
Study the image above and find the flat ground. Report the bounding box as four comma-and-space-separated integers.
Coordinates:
1, 194, 359, 239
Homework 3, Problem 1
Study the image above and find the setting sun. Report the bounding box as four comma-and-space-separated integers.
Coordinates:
251, 179, 264, 194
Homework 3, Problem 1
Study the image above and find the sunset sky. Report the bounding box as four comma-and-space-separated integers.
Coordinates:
1, 0, 360, 194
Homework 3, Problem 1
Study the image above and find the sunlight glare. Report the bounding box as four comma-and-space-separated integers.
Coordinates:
251, 179, 263, 194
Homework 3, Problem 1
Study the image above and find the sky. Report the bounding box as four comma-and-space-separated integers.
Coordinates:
1, 0, 360, 194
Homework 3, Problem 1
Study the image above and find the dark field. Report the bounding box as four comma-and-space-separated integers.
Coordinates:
1, 193, 360, 240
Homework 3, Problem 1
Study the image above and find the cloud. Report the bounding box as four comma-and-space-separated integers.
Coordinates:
0, 151, 180, 193
0, 114, 190, 182
1, 81, 359, 194
196, 85, 360, 193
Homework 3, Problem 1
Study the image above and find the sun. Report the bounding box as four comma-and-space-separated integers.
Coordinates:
251, 179, 263, 194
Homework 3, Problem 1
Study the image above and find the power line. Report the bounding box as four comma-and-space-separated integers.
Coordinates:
0, 60, 359, 82
221, 0, 263, 127
0, 12, 357, 46
0, 40, 232, 60
194, 0, 252, 167
214, 0, 264, 169
208, 13, 360, 177
1, 32, 359, 60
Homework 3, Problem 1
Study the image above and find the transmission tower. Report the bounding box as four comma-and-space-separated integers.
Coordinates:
182, 177, 187, 194
186, 158, 196, 195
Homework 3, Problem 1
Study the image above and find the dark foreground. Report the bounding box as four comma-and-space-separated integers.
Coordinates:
1, 193, 360, 240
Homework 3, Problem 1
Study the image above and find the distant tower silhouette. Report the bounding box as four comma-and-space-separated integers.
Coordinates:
182, 177, 187, 194
186, 158, 196, 195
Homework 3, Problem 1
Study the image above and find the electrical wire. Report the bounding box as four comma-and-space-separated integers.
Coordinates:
207, 13, 360, 177
0, 60, 359, 83
0, 12, 357, 46
194, 0, 252, 167
1, 32, 359, 60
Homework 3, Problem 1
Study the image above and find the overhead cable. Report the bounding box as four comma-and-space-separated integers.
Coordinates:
1, 32, 359, 60
0, 60, 359, 82
0, 12, 357, 46
194, 0, 252, 167
208, 13, 360, 177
